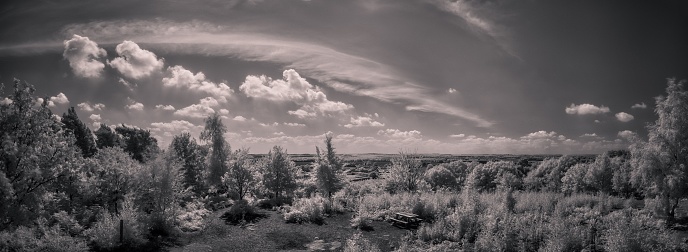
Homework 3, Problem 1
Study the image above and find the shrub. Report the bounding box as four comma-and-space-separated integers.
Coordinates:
602, 209, 688, 252
220, 200, 266, 225
0, 224, 89, 252
344, 233, 381, 252
176, 199, 211, 232
83, 197, 146, 250
283, 197, 327, 224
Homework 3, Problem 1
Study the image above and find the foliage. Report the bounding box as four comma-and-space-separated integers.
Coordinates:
385, 152, 425, 193
282, 196, 343, 224
314, 134, 344, 198
169, 132, 206, 196
176, 198, 210, 232
115, 124, 160, 163
602, 209, 688, 252
83, 196, 146, 250
561, 163, 590, 194
94, 123, 120, 149
344, 233, 382, 252
0, 79, 82, 228
630, 78, 688, 220
424, 165, 458, 191
200, 113, 230, 187
260, 145, 297, 200
0, 222, 89, 252
222, 148, 254, 200
524, 155, 578, 192
61, 107, 98, 158
136, 153, 185, 234
220, 200, 266, 225
80, 147, 143, 214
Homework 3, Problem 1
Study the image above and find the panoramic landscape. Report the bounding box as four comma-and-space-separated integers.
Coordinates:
1, 0, 688, 251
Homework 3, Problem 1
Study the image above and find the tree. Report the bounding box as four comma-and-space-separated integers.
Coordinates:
630, 78, 688, 221
585, 152, 615, 194
314, 135, 344, 198
524, 155, 578, 192
222, 148, 254, 200
61, 107, 97, 157
80, 147, 143, 214
261, 146, 297, 200
425, 165, 458, 191
94, 123, 121, 149
561, 163, 590, 194
136, 152, 184, 228
200, 113, 230, 187
115, 124, 160, 163
169, 132, 206, 195
385, 152, 425, 193
0, 79, 82, 228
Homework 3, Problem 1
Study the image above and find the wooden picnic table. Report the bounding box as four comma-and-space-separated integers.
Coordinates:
389, 212, 423, 229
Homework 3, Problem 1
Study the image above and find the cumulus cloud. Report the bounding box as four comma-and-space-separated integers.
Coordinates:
615, 112, 634, 122
448, 88, 458, 94
155, 104, 175, 111
150, 120, 198, 133
125, 99, 144, 111
580, 133, 598, 138
233, 116, 247, 122
63, 34, 107, 78
284, 122, 305, 127
89, 114, 101, 121
77, 102, 105, 112
162, 65, 234, 102
565, 103, 610, 115
450, 134, 465, 138
240, 69, 353, 118
343, 116, 385, 128
48, 93, 69, 107
377, 129, 422, 139
521, 130, 559, 140
631, 102, 647, 109
108, 40, 164, 79
173, 98, 217, 118
617, 130, 635, 139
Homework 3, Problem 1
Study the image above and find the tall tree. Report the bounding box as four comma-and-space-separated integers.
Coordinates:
169, 132, 206, 195
61, 107, 97, 157
94, 123, 121, 149
630, 78, 688, 221
0, 79, 82, 228
200, 113, 230, 187
222, 148, 254, 200
115, 124, 160, 163
315, 135, 344, 198
261, 146, 297, 200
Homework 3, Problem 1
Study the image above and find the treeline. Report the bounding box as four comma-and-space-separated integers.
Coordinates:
0, 80, 344, 251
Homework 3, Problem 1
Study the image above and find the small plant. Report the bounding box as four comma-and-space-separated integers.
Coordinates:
220, 200, 267, 225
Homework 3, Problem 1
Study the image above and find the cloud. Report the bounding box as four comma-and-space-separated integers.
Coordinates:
49, 93, 69, 107
108, 40, 164, 79
118, 78, 136, 91
155, 104, 175, 111
284, 122, 305, 127
173, 98, 217, 118
233, 116, 247, 122
343, 116, 384, 128
150, 120, 199, 133
449, 134, 465, 138
521, 130, 559, 140
77, 102, 105, 112
0, 98, 12, 105
259, 122, 279, 127
565, 103, 610, 115
448, 88, 458, 94
377, 129, 422, 139
631, 102, 647, 109
162, 65, 234, 102
125, 99, 144, 111
52, 19, 493, 126
63, 34, 106, 78
617, 130, 635, 139
89, 114, 101, 121
615, 112, 634, 122
240, 69, 353, 118
580, 133, 598, 138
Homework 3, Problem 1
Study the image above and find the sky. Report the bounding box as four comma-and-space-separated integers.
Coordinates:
0, 0, 687, 154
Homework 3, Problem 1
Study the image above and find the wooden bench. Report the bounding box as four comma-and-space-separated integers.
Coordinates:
390, 212, 422, 229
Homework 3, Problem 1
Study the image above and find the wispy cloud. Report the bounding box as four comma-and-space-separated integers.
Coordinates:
2, 19, 493, 127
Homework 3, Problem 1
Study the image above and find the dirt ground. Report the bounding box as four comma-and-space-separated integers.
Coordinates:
169, 210, 412, 252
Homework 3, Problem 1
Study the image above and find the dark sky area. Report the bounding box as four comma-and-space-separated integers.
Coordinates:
1, 0, 686, 154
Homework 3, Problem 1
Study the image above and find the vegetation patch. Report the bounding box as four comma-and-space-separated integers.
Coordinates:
220, 200, 267, 225
266, 229, 311, 250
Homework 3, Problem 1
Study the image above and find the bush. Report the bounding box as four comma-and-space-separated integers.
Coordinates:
176, 199, 211, 232
83, 197, 146, 250
220, 200, 266, 225
0, 224, 89, 252
602, 209, 688, 252
283, 197, 327, 224
344, 233, 381, 252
